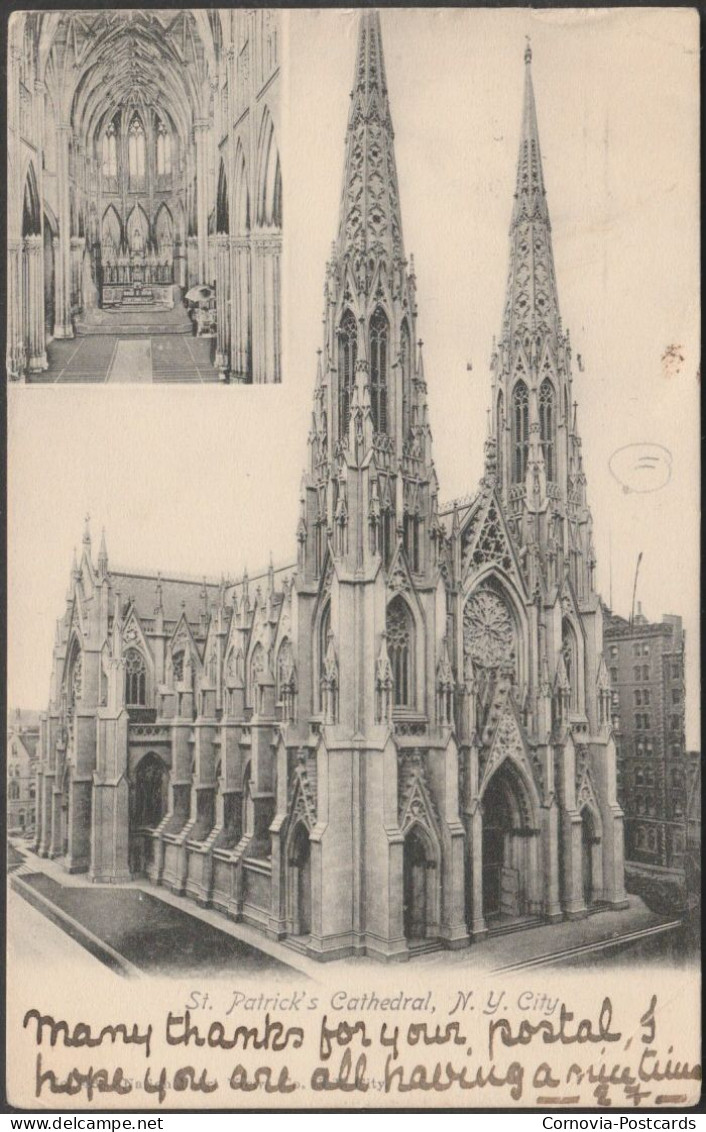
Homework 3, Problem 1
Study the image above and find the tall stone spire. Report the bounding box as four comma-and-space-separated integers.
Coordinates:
502, 41, 561, 346
300, 8, 437, 587
337, 8, 404, 265
489, 45, 595, 603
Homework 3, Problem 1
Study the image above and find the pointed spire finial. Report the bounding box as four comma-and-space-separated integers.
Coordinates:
524, 35, 532, 65
338, 8, 403, 263
97, 527, 108, 575
83, 513, 91, 547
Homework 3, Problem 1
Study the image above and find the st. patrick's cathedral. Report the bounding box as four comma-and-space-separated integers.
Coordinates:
34, 13, 627, 960
7, 10, 281, 383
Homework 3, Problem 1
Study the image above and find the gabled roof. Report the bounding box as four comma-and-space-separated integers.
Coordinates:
109, 570, 220, 626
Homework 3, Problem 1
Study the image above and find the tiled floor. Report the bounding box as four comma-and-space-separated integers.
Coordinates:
28, 331, 219, 383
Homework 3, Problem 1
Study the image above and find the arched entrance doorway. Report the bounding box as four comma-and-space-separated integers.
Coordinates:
289, 823, 311, 937
129, 752, 169, 875
403, 826, 432, 941
481, 761, 536, 924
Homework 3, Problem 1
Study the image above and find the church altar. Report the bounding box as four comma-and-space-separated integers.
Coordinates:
102, 282, 174, 308
101, 235, 175, 308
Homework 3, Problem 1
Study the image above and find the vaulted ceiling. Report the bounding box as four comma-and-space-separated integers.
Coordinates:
33, 10, 224, 148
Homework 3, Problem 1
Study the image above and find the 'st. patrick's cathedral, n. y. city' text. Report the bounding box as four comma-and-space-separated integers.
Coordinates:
34, 11, 627, 961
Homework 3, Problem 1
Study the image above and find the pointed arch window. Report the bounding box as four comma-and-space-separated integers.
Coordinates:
128, 115, 146, 189
539, 378, 556, 481
512, 381, 529, 483
338, 310, 357, 440
102, 121, 117, 179
400, 320, 411, 440
250, 643, 266, 711
561, 618, 579, 713
497, 390, 505, 487
156, 119, 171, 177
318, 602, 331, 710
386, 596, 414, 709
125, 649, 147, 706
369, 307, 389, 434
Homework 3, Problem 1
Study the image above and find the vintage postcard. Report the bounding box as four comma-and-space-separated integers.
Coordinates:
6, 6, 701, 1111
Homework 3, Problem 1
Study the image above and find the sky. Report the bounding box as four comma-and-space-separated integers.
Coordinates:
8, 7, 700, 745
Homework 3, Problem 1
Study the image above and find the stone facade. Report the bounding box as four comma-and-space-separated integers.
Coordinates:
35, 12, 626, 960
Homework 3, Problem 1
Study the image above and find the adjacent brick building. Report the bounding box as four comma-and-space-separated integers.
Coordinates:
603, 606, 687, 871
7, 709, 40, 834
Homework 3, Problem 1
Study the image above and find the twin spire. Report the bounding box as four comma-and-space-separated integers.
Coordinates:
337, 9, 405, 265
503, 40, 562, 344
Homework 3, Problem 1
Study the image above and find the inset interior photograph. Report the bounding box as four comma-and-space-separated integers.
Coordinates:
7, 9, 282, 384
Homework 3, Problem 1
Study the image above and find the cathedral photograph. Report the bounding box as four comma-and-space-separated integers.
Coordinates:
6, 8, 699, 983
6, 9, 282, 383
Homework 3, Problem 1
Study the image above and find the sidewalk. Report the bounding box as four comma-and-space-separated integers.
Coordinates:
9, 840, 682, 980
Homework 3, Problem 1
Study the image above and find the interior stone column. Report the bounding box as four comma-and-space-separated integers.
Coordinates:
231, 236, 251, 382
193, 119, 210, 284
6, 239, 26, 380
26, 234, 48, 371
54, 123, 74, 339
214, 233, 230, 380
70, 236, 85, 316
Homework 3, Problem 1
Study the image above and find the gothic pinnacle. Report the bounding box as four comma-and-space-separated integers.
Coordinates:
97, 527, 108, 574
338, 9, 404, 264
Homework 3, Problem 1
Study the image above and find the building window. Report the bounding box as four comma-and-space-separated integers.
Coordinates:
400, 320, 412, 439
634, 690, 641, 706
403, 512, 421, 573
102, 121, 118, 178
512, 381, 529, 483
634, 666, 641, 681
337, 310, 357, 440
643, 643, 650, 656
172, 651, 184, 684
128, 115, 146, 188
672, 688, 681, 704
643, 714, 650, 731
125, 649, 147, 706
319, 601, 331, 706
672, 663, 680, 679
642, 665, 650, 680
635, 713, 642, 730
561, 619, 580, 712
671, 714, 681, 731
538, 378, 555, 481
369, 307, 389, 434
634, 644, 641, 657
610, 667, 618, 682
156, 119, 171, 176
610, 645, 618, 658
8, 781, 19, 801
643, 689, 650, 705
386, 596, 414, 710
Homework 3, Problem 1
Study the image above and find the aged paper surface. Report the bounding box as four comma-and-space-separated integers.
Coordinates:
6, 6, 700, 1110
